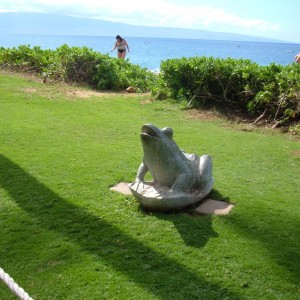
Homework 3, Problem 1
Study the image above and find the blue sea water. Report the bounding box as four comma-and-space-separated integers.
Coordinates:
1, 34, 299, 71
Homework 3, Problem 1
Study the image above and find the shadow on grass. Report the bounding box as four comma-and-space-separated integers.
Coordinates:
209, 188, 300, 284
156, 212, 218, 248
154, 188, 232, 248
226, 213, 300, 284
0, 154, 241, 299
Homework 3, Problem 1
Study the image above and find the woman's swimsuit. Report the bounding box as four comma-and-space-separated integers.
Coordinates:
117, 40, 127, 53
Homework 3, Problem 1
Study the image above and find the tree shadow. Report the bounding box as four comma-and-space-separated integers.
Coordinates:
209, 188, 300, 284
0, 154, 241, 299
226, 212, 300, 284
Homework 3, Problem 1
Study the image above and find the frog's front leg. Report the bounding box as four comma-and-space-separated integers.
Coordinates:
136, 162, 147, 181
136, 162, 156, 186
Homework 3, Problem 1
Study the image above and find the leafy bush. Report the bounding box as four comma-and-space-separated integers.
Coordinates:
0, 44, 56, 73
156, 56, 300, 128
0, 44, 157, 92
157, 57, 263, 105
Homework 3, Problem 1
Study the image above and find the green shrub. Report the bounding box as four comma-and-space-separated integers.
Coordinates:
0, 44, 56, 73
157, 56, 300, 128
158, 57, 263, 104
0, 44, 156, 92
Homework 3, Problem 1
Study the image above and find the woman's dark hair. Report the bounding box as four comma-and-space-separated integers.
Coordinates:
116, 35, 123, 41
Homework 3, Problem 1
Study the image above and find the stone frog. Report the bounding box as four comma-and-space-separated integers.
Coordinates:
129, 124, 213, 211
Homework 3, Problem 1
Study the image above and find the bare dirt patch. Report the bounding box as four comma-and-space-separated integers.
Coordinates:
140, 98, 155, 104
186, 108, 222, 121
64, 89, 147, 99
291, 150, 300, 157
22, 88, 38, 94
65, 89, 120, 99
1, 70, 148, 99
18, 81, 148, 100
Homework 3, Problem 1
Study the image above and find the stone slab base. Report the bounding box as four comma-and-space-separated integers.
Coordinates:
109, 182, 132, 195
194, 199, 234, 215
110, 182, 234, 214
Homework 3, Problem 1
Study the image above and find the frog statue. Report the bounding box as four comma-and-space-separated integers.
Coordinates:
129, 124, 213, 211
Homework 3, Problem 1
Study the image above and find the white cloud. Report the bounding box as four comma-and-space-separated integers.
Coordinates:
0, 0, 280, 32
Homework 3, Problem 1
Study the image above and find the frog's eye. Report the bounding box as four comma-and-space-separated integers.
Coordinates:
162, 127, 173, 139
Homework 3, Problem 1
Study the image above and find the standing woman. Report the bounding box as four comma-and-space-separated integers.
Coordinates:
111, 35, 130, 58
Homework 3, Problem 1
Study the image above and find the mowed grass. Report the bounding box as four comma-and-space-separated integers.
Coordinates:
0, 72, 299, 299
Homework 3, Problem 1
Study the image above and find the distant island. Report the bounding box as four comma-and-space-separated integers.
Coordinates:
0, 12, 285, 43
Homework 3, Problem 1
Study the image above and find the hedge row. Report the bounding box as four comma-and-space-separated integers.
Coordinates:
153, 57, 300, 128
0, 44, 156, 92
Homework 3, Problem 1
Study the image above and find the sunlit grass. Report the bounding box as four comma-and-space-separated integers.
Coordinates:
0, 72, 299, 299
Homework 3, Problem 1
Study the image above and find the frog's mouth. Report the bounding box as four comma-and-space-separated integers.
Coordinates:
141, 124, 161, 140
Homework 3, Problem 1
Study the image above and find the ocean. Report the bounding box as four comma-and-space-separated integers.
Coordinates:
1, 34, 299, 71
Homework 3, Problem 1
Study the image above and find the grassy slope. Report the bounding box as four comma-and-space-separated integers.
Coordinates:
0, 73, 299, 299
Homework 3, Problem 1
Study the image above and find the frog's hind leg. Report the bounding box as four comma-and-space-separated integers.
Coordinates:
170, 172, 194, 193
199, 155, 214, 196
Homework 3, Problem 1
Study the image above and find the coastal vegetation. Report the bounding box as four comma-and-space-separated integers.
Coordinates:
154, 57, 300, 132
0, 44, 156, 92
0, 44, 299, 133
1, 72, 300, 299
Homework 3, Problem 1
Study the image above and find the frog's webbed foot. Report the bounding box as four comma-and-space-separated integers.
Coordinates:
144, 180, 156, 186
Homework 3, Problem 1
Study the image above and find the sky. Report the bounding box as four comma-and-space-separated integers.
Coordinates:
0, 0, 299, 43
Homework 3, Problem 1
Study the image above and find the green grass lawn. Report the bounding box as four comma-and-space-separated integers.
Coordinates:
0, 72, 299, 299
